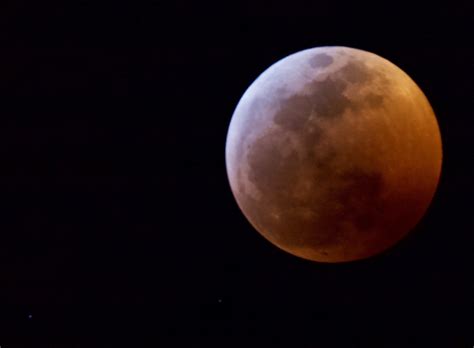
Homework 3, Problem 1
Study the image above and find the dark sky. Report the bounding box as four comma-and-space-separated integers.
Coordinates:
0, 4, 472, 346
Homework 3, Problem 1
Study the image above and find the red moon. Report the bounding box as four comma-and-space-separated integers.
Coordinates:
225, 47, 442, 263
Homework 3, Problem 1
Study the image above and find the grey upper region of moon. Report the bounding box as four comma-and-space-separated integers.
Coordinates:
225, 46, 442, 263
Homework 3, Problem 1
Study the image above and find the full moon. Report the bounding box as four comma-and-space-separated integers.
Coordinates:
225, 46, 442, 263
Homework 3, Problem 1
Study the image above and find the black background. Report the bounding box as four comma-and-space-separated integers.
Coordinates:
0, 3, 472, 347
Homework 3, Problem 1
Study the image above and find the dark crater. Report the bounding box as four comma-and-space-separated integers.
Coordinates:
334, 168, 385, 231
365, 93, 385, 108
339, 59, 373, 84
273, 76, 351, 128
272, 58, 388, 132
282, 167, 386, 250
309, 53, 334, 69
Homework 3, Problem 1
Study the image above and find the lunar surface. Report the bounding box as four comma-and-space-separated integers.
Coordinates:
225, 46, 442, 263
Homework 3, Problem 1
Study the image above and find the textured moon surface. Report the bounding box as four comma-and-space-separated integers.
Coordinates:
225, 46, 442, 263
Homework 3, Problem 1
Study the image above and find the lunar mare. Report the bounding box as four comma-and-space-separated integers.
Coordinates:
225, 46, 442, 262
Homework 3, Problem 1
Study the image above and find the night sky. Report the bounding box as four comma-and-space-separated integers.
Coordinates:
0, 4, 472, 346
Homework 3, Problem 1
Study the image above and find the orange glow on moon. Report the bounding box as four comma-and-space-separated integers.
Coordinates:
225, 47, 442, 262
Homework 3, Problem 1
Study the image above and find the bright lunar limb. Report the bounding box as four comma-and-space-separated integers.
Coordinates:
225, 46, 442, 263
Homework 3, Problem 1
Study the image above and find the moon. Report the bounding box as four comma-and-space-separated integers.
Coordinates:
225, 46, 442, 263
